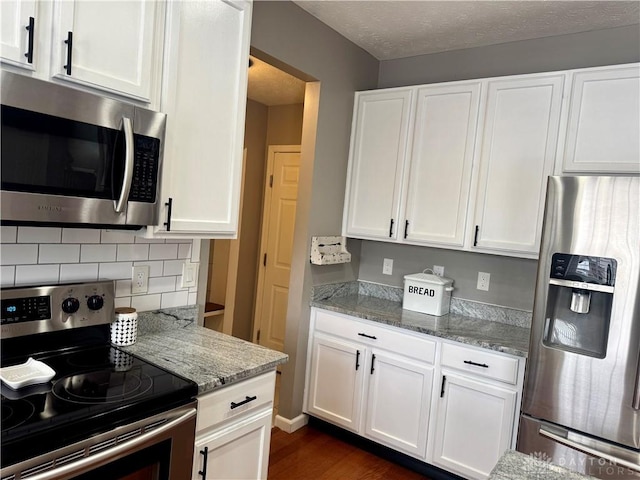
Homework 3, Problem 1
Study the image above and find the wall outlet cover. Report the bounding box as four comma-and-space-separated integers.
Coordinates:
433, 265, 445, 276
383, 258, 393, 275
132, 265, 149, 294
477, 271, 490, 291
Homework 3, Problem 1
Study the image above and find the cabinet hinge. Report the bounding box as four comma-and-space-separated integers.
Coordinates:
263, 253, 267, 267
269, 175, 273, 188
257, 329, 261, 342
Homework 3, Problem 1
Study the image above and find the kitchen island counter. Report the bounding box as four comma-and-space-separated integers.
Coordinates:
312, 282, 531, 357
120, 307, 288, 395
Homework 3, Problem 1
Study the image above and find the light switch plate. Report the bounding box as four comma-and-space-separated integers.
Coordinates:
383, 258, 393, 275
181, 262, 198, 288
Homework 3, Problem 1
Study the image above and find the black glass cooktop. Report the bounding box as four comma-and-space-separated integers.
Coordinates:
1, 344, 197, 468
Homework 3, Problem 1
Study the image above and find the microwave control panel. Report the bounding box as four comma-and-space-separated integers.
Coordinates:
129, 134, 160, 203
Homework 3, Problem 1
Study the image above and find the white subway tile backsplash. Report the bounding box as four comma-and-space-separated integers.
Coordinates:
164, 238, 185, 244
60, 263, 99, 283
39, 244, 80, 264
1, 266, 15, 287
2, 228, 198, 311
18, 227, 61, 244
117, 244, 149, 262
99, 262, 133, 280
16, 264, 59, 286
149, 244, 178, 261
163, 259, 184, 276
81, 244, 117, 263
178, 243, 191, 259
132, 294, 161, 311
148, 276, 177, 294
116, 279, 132, 297
161, 291, 189, 309
1, 244, 39, 265
1, 226, 17, 243
101, 230, 136, 244
62, 228, 101, 244
115, 297, 132, 308
133, 260, 164, 277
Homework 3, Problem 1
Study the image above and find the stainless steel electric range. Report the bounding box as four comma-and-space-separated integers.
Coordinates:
0, 281, 198, 479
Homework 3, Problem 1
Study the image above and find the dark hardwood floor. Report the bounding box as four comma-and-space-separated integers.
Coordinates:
268, 423, 431, 480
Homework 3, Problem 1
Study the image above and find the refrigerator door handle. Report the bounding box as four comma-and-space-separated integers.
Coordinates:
633, 354, 640, 411
539, 425, 640, 473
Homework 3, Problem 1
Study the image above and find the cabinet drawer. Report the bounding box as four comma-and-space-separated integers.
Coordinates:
440, 342, 519, 385
314, 309, 436, 364
196, 371, 276, 434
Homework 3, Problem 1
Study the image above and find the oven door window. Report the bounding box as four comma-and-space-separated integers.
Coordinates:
1, 105, 122, 200
72, 440, 171, 480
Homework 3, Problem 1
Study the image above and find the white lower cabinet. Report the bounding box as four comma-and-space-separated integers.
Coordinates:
431, 372, 517, 479
305, 308, 524, 479
193, 371, 276, 480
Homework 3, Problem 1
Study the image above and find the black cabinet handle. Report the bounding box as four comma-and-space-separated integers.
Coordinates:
164, 198, 173, 231
25, 17, 34, 64
355, 350, 360, 370
358, 332, 377, 340
230, 395, 257, 410
370, 354, 376, 374
404, 220, 409, 239
63, 31, 73, 75
474, 225, 479, 246
464, 360, 489, 368
198, 446, 208, 478
440, 375, 447, 398
389, 218, 394, 237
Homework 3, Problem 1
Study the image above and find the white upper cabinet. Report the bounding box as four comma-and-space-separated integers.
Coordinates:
403, 82, 481, 247
561, 64, 640, 173
343, 89, 414, 241
152, 0, 252, 237
1, 1, 37, 70
470, 74, 564, 257
51, 1, 161, 102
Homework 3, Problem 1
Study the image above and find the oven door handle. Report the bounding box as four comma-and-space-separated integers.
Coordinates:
24, 407, 197, 480
539, 425, 640, 473
114, 116, 134, 214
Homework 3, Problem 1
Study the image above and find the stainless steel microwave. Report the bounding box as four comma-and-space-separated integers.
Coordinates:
1, 71, 166, 229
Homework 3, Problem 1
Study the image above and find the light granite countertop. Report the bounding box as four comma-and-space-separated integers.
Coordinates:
489, 450, 598, 480
120, 307, 288, 395
311, 282, 531, 357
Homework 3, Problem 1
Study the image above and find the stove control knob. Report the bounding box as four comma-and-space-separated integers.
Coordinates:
87, 295, 104, 311
62, 297, 80, 314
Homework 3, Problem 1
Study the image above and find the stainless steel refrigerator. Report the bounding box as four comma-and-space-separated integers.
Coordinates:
518, 176, 640, 479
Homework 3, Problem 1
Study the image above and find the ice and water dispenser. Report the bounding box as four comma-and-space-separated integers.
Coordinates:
543, 253, 616, 358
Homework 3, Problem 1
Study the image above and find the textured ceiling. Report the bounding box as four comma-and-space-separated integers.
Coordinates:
247, 55, 306, 106
293, 1, 640, 60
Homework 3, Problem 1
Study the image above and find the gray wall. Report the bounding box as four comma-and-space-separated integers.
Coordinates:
359, 24, 640, 311
378, 25, 640, 88
251, 1, 378, 421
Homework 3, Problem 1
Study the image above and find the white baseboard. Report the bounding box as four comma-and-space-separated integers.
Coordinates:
274, 413, 309, 433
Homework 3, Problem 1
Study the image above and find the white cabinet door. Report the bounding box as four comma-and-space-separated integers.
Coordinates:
51, 0, 160, 101
1, 1, 37, 70
343, 89, 414, 241
403, 82, 481, 247
155, 0, 251, 237
471, 74, 564, 257
562, 64, 640, 173
306, 334, 366, 433
192, 408, 272, 480
364, 350, 434, 459
432, 372, 517, 480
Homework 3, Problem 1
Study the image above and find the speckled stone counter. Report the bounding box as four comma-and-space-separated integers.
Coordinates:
120, 307, 288, 395
489, 450, 597, 479
311, 282, 531, 357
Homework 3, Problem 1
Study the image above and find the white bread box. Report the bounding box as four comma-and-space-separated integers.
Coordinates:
403, 273, 454, 316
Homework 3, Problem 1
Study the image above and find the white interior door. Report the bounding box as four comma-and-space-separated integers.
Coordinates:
254, 146, 300, 352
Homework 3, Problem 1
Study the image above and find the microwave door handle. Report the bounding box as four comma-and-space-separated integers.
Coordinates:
539, 425, 640, 473
114, 117, 134, 213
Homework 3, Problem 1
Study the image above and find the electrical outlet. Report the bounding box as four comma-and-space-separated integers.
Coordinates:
383, 258, 393, 275
181, 262, 198, 288
477, 272, 490, 291
132, 265, 149, 294
433, 265, 445, 276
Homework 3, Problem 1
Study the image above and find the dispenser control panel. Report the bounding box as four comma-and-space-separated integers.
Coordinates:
550, 254, 616, 286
